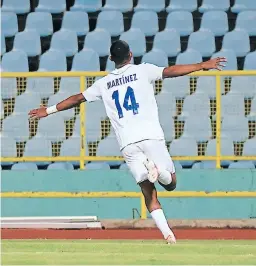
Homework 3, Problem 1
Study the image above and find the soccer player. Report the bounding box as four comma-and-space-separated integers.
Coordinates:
29, 41, 226, 244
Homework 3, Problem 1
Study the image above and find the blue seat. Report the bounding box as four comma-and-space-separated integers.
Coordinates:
1, 33, 6, 55
173, 161, 183, 170
231, 0, 256, 13
153, 30, 181, 57
96, 136, 123, 166
244, 51, 256, 70
119, 163, 129, 170
176, 49, 202, 64
235, 11, 256, 36
0, 99, 4, 119
48, 93, 75, 121
247, 97, 256, 121
59, 77, 80, 95
231, 77, 255, 99
25, 12, 53, 37
222, 30, 250, 57
200, 11, 228, 36
243, 138, 256, 165
222, 115, 249, 142
1, 76, 17, 99
166, 0, 197, 12
2, 0, 30, 14
1, 12, 18, 37
12, 163, 38, 170
13, 31, 41, 56
71, 0, 101, 12
142, 49, 168, 67
131, 11, 158, 36
182, 115, 212, 142
85, 162, 110, 170
96, 11, 124, 36
192, 161, 217, 169
86, 101, 107, 120
135, 0, 165, 12
169, 137, 198, 167
199, 0, 230, 13
120, 29, 146, 57
162, 76, 190, 99
39, 50, 67, 71
1, 135, 17, 162
13, 93, 41, 115
35, 0, 66, 13
102, 0, 133, 12
211, 49, 237, 70
61, 11, 89, 36
72, 49, 100, 71
187, 30, 216, 57
2, 50, 28, 72
158, 115, 175, 142
165, 11, 193, 36
84, 30, 111, 57
206, 138, 234, 167
156, 92, 177, 117
221, 93, 245, 118
47, 162, 74, 170
50, 30, 78, 57
229, 161, 255, 169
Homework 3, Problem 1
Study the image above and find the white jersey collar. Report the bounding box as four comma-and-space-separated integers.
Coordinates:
110, 64, 133, 75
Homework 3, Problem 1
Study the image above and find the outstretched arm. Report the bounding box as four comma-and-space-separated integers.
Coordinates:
28, 93, 85, 119
163, 57, 227, 78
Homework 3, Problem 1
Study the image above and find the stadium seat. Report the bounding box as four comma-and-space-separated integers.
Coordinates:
1, 50, 28, 72
247, 97, 256, 121
39, 50, 67, 71
156, 92, 177, 117
0, 99, 4, 119
179, 94, 210, 120
230, 77, 255, 98
120, 29, 146, 57
169, 137, 198, 167
84, 30, 111, 57
48, 93, 75, 120
235, 11, 256, 36
61, 11, 89, 36
244, 51, 256, 70
165, 11, 193, 36
96, 136, 123, 166
231, 0, 256, 13
192, 161, 217, 169
13, 92, 41, 115
153, 31, 181, 57
47, 162, 74, 170
35, 0, 66, 13
26, 76, 54, 99
96, 11, 124, 36
187, 30, 216, 57
176, 49, 202, 64
158, 115, 175, 142
222, 115, 249, 142
211, 49, 237, 70
1, 135, 17, 160
71, 0, 102, 12
105, 58, 116, 71
1, 33, 6, 55
222, 30, 250, 57
25, 12, 53, 37
173, 161, 183, 170
166, 0, 197, 12
59, 77, 81, 95
200, 11, 228, 36
1, 77, 17, 99
119, 163, 129, 170
199, 0, 230, 13
102, 0, 133, 12
13, 31, 41, 57
2, 0, 30, 14
60, 136, 89, 166
162, 76, 190, 99
23, 137, 52, 165
142, 50, 168, 67
50, 30, 78, 57
182, 115, 212, 142
72, 49, 100, 71
135, 0, 165, 12
2, 114, 30, 142
221, 93, 245, 118
37, 115, 66, 142
1, 12, 18, 37
243, 138, 256, 164
12, 163, 38, 170
85, 162, 110, 170
131, 11, 159, 36
229, 161, 255, 169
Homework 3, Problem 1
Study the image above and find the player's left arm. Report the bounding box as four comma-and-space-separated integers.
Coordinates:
162, 57, 227, 78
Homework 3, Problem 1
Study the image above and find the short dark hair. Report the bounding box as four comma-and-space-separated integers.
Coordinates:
110, 40, 130, 65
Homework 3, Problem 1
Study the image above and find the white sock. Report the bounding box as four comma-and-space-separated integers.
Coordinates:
150, 209, 172, 239
159, 169, 172, 185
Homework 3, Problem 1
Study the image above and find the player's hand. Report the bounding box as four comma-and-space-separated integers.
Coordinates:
28, 105, 48, 119
201, 57, 227, 71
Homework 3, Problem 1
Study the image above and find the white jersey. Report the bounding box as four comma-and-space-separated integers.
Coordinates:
82, 63, 165, 150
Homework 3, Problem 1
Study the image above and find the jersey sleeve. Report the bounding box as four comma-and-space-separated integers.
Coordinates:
82, 81, 102, 102
142, 63, 165, 82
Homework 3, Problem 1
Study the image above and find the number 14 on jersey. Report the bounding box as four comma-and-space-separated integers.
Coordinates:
112, 86, 139, 119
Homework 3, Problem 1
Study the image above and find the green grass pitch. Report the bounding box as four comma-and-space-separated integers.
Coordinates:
2, 240, 256, 265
